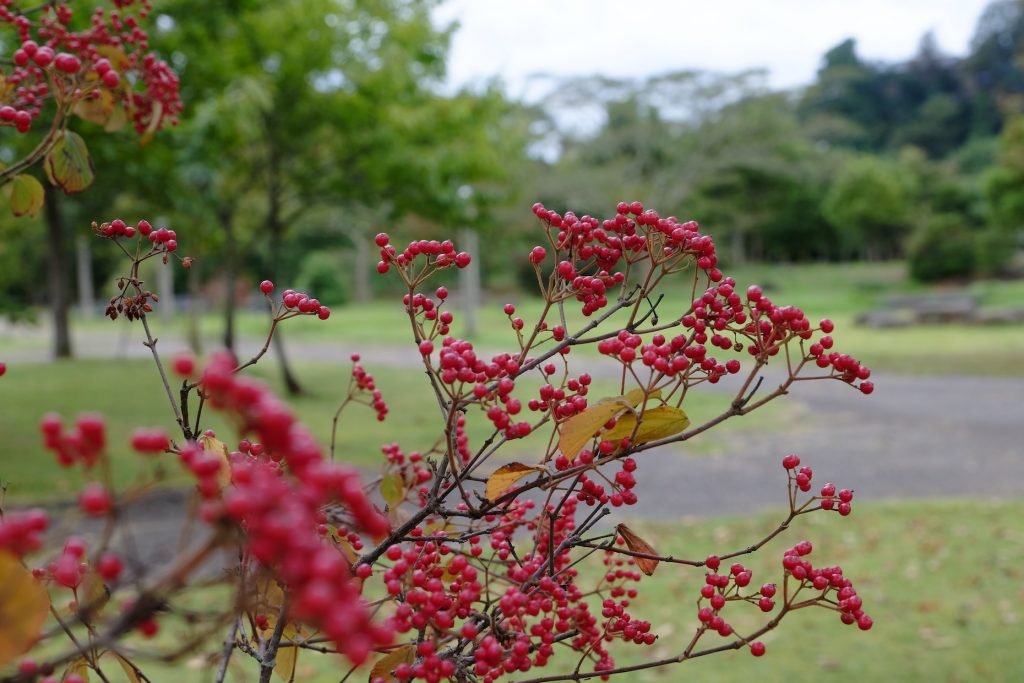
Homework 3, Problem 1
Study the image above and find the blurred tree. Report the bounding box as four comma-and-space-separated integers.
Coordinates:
147, 0, 523, 390
980, 113, 1024, 272
800, 39, 886, 149
962, 0, 1024, 136
821, 156, 914, 260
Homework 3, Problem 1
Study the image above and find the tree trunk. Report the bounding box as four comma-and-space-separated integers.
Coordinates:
75, 237, 94, 319
264, 135, 303, 395
221, 208, 237, 354
44, 190, 73, 359
353, 236, 371, 303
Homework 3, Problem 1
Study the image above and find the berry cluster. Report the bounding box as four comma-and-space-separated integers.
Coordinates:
374, 232, 472, 276
130, 427, 170, 454
695, 557, 756, 639
350, 354, 388, 421
422, 336, 534, 440
528, 372, 592, 421
0, 508, 49, 557
196, 354, 394, 664
780, 541, 873, 630
379, 444, 432, 494
528, 201, 721, 315
1, 1, 181, 135
600, 548, 653, 647
44, 537, 88, 590
40, 412, 106, 468
782, 454, 855, 516
275, 286, 332, 321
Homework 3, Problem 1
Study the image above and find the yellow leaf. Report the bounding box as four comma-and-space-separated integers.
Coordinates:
601, 405, 689, 446
255, 623, 301, 682
5, 174, 45, 218
198, 433, 232, 486
369, 644, 415, 683
73, 90, 116, 126
485, 463, 544, 501
327, 527, 359, 564
79, 569, 110, 616
274, 629, 299, 682
100, 652, 141, 683
557, 388, 655, 460
104, 103, 128, 133
62, 656, 90, 682
616, 524, 660, 576
381, 472, 405, 509
0, 551, 51, 667
95, 45, 132, 72
139, 100, 163, 146
44, 131, 95, 194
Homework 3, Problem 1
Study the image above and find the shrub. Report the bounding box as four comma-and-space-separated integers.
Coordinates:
907, 212, 978, 282
0, 201, 878, 683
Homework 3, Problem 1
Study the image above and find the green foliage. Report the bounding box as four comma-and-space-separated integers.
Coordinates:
295, 251, 349, 306
822, 156, 913, 259
907, 213, 977, 281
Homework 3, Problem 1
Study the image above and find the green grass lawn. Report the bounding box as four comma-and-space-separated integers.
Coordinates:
0, 358, 785, 501
591, 497, 1024, 682
5, 498, 1019, 682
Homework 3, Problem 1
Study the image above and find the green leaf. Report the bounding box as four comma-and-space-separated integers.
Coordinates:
381, 472, 405, 508
5, 174, 45, 217
44, 131, 95, 194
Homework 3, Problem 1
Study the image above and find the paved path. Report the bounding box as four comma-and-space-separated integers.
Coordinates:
6, 327, 1023, 533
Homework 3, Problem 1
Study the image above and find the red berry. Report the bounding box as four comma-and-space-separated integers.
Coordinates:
101, 70, 120, 88
0, 362, 6, 376
172, 354, 195, 376
782, 454, 800, 469
750, 641, 766, 656
97, 553, 123, 582
317, 306, 331, 320
375, 233, 390, 247
137, 617, 159, 638
79, 484, 112, 516
259, 280, 274, 294
33, 47, 54, 67
859, 381, 874, 395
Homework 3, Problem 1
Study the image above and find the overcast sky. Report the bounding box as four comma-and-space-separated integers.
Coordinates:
434, 0, 994, 98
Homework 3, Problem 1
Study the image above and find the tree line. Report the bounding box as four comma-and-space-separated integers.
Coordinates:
2, 0, 1024, 357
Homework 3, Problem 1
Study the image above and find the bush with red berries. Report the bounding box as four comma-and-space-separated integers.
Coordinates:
0, 202, 876, 683
0, 1, 181, 218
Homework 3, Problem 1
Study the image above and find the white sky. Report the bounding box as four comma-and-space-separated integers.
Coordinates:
434, 0, 994, 98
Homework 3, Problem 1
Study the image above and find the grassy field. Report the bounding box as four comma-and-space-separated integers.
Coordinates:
6, 261, 1020, 376
5, 498, 1019, 682
0, 358, 786, 501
